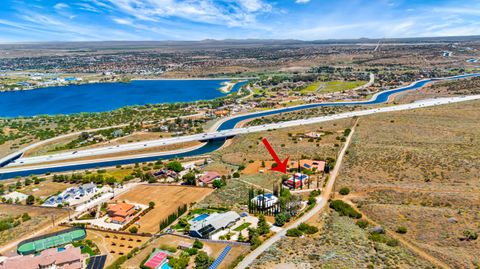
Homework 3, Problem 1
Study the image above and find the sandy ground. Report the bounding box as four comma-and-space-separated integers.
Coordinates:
114, 185, 213, 233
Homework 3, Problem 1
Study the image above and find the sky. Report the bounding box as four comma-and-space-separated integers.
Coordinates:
1, 0, 480, 42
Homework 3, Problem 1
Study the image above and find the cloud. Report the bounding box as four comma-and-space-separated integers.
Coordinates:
98, 0, 272, 28
112, 17, 133, 25
295, 0, 310, 3
54, 3, 69, 10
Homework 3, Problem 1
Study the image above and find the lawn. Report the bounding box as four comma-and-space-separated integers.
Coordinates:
300, 80, 366, 94
234, 222, 251, 232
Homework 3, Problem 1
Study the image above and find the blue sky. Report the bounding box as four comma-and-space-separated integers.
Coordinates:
1, 0, 480, 42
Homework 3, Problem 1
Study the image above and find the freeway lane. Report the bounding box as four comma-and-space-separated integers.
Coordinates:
0, 73, 479, 179
1, 95, 480, 178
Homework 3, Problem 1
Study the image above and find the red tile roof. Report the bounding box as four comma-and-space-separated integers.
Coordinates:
199, 172, 221, 184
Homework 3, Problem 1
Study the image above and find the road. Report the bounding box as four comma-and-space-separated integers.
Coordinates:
3, 94, 479, 172
235, 118, 358, 269
0, 112, 204, 167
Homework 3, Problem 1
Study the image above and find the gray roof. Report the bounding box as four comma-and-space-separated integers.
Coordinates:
190, 211, 240, 233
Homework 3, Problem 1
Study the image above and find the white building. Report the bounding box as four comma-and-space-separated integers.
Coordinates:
251, 193, 278, 208
1, 191, 28, 203
189, 211, 240, 239
43, 183, 98, 207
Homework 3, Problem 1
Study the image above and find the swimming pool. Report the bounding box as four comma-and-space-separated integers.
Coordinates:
192, 214, 209, 222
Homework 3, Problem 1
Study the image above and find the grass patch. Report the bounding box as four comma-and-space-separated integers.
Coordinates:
234, 222, 251, 232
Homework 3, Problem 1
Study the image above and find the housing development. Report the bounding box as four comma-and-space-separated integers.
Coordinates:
1, 1, 480, 269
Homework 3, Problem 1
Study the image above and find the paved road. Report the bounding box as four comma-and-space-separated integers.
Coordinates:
3, 94, 479, 171
235, 118, 358, 269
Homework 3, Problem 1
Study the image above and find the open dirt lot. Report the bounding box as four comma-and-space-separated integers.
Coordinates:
86, 229, 149, 266
114, 185, 213, 233
0, 204, 69, 254
337, 99, 480, 268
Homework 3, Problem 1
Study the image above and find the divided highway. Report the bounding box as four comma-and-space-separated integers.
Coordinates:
1, 95, 480, 175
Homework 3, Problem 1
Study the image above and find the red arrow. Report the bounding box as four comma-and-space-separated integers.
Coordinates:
262, 138, 289, 174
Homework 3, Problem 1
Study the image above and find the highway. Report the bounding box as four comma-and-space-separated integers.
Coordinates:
2, 94, 480, 173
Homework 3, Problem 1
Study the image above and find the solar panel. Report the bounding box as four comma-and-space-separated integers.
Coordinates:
87, 255, 107, 269
209, 245, 232, 269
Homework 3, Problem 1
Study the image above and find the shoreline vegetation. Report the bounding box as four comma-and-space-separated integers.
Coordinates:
0, 77, 254, 93
219, 79, 244, 93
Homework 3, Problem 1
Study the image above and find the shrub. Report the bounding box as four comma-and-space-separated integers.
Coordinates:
232, 172, 240, 178
329, 200, 362, 219
274, 213, 289, 227
298, 223, 318, 234
286, 228, 303, 237
463, 230, 478, 241
356, 220, 368, 229
193, 239, 203, 249
396, 226, 407, 234
339, 187, 350, 195
386, 239, 400, 247
128, 226, 138, 234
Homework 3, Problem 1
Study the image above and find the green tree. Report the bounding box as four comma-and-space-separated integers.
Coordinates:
129, 226, 138, 234
257, 214, 270, 235
232, 172, 240, 178
148, 201, 155, 209
274, 213, 288, 227
212, 180, 223, 189
26, 195, 35, 205
182, 173, 196, 186
167, 161, 184, 172
193, 239, 203, 249
194, 251, 213, 269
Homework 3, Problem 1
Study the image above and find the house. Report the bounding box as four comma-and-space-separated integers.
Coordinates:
143, 250, 171, 269
0, 247, 85, 269
1, 191, 28, 203
286, 173, 309, 188
43, 183, 97, 207
198, 172, 221, 185
304, 132, 323, 138
288, 160, 326, 172
107, 203, 136, 224
189, 211, 241, 239
251, 193, 278, 208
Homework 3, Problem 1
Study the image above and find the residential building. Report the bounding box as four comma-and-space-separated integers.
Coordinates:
0, 247, 85, 269
286, 173, 309, 188
107, 203, 136, 224
43, 183, 98, 207
251, 193, 278, 208
189, 211, 240, 239
1, 191, 28, 203
198, 172, 221, 185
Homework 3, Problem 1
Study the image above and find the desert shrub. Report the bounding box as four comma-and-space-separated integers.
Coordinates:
386, 238, 400, 247
396, 226, 407, 234
463, 230, 478, 241
329, 200, 362, 219
356, 220, 368, 229
298, 223, 318, 234
286, 228, 303, 237
339, 187, 350, 195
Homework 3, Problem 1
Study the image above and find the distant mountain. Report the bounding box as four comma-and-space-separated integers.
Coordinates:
1, 35, 479, 50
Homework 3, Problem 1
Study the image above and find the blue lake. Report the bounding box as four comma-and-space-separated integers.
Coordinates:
0, 79, 244, 117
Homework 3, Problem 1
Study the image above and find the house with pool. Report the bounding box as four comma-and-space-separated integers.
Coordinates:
189, 211, 241, 239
